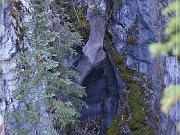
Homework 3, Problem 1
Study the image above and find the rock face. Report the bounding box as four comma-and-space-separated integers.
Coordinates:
0, 0, 180, 135
0, 1, 18, 134
107, 0, 180, 134
80, 57, 119, 134
79, 0, 180, 135
77, 0, 106, 84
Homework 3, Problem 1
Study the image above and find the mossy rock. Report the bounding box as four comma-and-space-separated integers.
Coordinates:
107, 115, 121, 135
107, 44, 155, 135
105, 10, 156, 133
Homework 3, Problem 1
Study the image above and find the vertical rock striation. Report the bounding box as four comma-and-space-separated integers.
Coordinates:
0, 0, 179, 134
79, 0, 180, 135
78, 0, 119, 134
105, 0, 180, 134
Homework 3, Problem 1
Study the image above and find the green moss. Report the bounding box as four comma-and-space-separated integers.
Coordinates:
107, 115, 121, 135
128, 83, 146, 132
104, 1, 155, 134
107, 44, 155, 135
104, 29, 112, 41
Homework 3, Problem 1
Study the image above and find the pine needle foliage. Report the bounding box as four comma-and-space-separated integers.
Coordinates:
6, 0, 85, 134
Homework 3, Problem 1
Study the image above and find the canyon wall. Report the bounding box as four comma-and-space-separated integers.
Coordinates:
79, 0, 180, 134
0, 0, 179, 134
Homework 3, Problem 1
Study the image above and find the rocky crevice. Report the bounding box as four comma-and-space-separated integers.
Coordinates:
77, 0, 120, 134
105, 0, 180, 134
79, 0, 180, 135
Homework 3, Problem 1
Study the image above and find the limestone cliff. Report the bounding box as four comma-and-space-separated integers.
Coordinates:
0, 0, 179, 135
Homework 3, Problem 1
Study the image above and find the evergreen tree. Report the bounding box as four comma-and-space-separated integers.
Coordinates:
7, 0, 85, 134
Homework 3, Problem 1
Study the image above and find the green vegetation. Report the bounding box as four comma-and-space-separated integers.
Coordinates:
6, 0, 85, 134
104, 2, 154, 132
71, 6, 90, 42
107, 44, 155, 135
107, 115, 121, 135
55, 0, 90, 43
